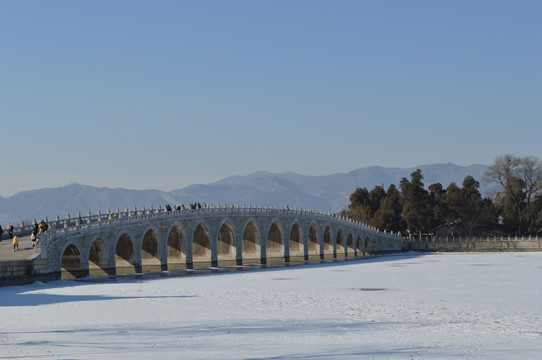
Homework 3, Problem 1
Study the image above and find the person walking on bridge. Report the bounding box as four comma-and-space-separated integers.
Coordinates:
33, 219, 38, 236
32, 220, 39, 247
7, 223, 14, 239
38, 220, 45, 234
12, 235, 19, 252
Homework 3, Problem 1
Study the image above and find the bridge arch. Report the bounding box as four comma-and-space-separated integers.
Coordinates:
336, 228, 345, 258
266, 220, 284, 264
346, 232, 354, 257
61, 242, 84, 279
307, 222, 319, 260
141, 226, 163, 273
363, 236, 379, 256
167, 223, 187, 270
323, 225, 333, 259
288, 221, 303, 262
356, 234, 363, 256
242, 220, 261, 265
88, 237, 111, 277
372, 239, 378, 255
192, 222, 211, 268
217, 219, 236, 266
115, 231, 137, 275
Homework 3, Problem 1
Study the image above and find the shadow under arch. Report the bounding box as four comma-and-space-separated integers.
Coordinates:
307, 223, 319, 261
142, 228, 163, 273
218, 221, 236, 267
323, 226, 333, 259
289, 222, 303, 262
167, 225, 187, 270
336, 229, 345, 258
242, 221, 261, 265
116, 233, 137, 275
193, 223, 211, 269
346, 232, 354, 257
88, 238, 113, 277
356, 234, 363, 257
364, 236, 372, 256
61, 244, 85, 279
266, 221, 284, 265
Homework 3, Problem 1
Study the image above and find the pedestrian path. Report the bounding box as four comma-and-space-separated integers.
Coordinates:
0, 235, 38, 261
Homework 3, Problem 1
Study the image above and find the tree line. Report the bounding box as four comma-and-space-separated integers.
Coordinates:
342, 154, 542, 238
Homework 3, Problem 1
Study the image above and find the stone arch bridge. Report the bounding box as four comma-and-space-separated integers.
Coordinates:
37, 205, 403, 279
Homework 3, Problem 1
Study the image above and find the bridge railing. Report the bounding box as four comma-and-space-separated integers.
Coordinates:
411, 235, 542, 243
36, 204, 403, 248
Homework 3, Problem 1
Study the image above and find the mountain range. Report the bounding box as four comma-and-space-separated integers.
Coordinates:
0, 163, 490, 225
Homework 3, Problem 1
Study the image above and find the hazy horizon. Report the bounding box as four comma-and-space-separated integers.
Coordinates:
1, 161, 488, 198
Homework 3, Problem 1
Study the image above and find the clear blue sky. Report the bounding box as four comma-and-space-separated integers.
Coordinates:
1, 0, 541, 197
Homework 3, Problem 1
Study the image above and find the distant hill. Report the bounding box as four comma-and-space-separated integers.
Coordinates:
211, 163, 490, 211
0, 163, 489, 225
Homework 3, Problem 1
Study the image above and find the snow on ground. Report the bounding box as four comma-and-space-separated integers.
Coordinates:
1, 252, 541, 359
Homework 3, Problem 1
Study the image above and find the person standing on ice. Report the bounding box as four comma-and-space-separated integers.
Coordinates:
12, 235, 19, 252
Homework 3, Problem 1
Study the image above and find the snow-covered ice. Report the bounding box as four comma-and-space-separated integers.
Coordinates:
1, 252, 541, 359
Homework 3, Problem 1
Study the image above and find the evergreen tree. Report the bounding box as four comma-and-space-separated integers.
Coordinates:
500, 176, 527, 233
442, 177, 485, 235
372, 184, 403, 233
523, 195, 542, 234
400, 169, 432, 237
460, 176, 484, 235
428, 182, 447, 229
479, 198, 499, 235
348, 187, 372, 224
348, 185, 386, 226
369, 186, 386, 217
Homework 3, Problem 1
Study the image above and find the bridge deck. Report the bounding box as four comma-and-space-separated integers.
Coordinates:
0, 235, 37, 261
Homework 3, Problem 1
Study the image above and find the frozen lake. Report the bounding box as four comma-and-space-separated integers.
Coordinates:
1, 252, 541, 359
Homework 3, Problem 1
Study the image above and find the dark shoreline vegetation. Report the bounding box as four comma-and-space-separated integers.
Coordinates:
342, 154, 542, 238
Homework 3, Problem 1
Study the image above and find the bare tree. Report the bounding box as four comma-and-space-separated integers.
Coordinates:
483, 154, 542, 233
518, 156, 542, 203
484, 154, 542, 204
483, 154, 521, 190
